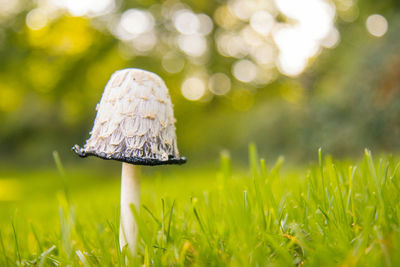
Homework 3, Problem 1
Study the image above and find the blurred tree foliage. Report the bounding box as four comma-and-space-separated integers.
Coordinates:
0, 0, 399, 166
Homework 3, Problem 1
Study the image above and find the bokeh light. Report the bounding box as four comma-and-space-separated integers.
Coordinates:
162, 52, 185, 73
232, 59, 257, 83
131, 31, 157, 52
250, 11, 274, 36
208, 73, 231, 95
229, 0, 258, 21
214, 5, 239, 29
118, 9, 155, 39
250, 43, 275, 65
178, 34, 207, 57
174, 9, 200, 35
254, 66, 277, 85
321, 27, 340, 48
19, 0, 343, 79
50, 0, 115, 17
366, 14, 388, 37
273, 0, 336, 76
181, 77, 206, 101
26, 9, 48, 30
197, 14, 214, 35
0, 0, 22, 18
273, 25, 317, 76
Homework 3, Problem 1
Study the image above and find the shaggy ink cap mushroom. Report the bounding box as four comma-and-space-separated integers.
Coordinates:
73, 68, 186, 166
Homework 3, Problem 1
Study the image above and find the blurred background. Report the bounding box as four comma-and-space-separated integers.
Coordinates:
0, 0, 399, 169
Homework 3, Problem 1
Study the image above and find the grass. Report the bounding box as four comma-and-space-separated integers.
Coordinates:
0, 145, 400, 266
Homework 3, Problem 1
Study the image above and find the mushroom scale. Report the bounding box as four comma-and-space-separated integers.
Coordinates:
73, 68, 186, 166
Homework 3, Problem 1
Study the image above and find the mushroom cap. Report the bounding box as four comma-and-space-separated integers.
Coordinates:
73, 68, 186, 166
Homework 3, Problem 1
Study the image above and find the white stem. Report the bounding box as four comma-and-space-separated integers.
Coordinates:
119, 163, 141, 255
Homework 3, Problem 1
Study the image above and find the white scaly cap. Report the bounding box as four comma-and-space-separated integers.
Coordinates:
73, 68, 186, 165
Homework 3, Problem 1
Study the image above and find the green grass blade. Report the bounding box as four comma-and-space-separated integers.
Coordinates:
130, 204, 152, 251
166, 200, 175, 244
11, 220, 21, 264
142, 205, 162, 228
0, 230, 9, 267
38, 245, 56, 267
76, 250, 91, 267
249, 143, 260, 179
30, 222, 43, 253
53, 151, 70, 203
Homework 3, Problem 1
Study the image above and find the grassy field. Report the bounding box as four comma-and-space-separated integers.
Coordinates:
0, 145, 399, 266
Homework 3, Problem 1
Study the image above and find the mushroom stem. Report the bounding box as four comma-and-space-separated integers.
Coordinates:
119, 163, 141, 255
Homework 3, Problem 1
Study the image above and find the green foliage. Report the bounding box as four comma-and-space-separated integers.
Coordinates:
0, 1, 399, 165
0, 146, 400, 266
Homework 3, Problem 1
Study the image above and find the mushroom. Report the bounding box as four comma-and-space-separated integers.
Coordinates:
72, 68, 186, 255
